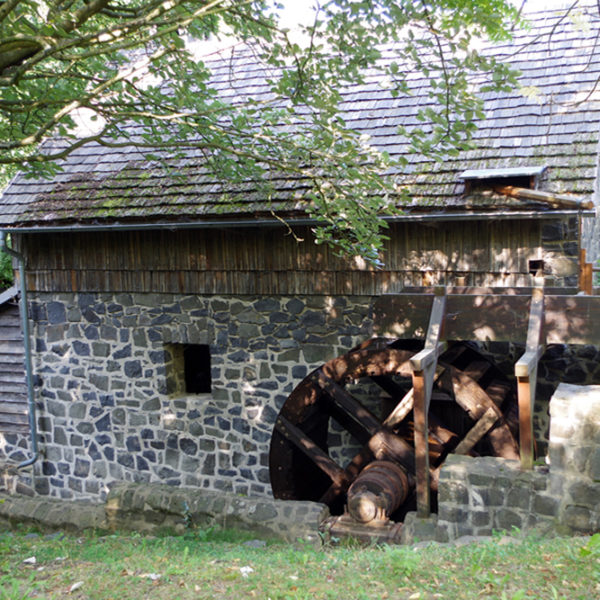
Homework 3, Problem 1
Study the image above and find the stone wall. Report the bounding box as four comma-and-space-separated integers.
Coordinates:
0, 292, 372, 500
548, 384, 600, 533
2, 284, 599, 536
104, 482, 327, 542
541, 217, 580, 287
436, 456, 557, 540
436, 384, 600, 540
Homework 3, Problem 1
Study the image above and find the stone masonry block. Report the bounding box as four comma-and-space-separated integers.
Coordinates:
438, 481, 469, 505
531, 469, 550, 492
400, 512, 441, 545
477, 487, 505, 507
471, 510, 491, 527
506, 487, 531, 511
568, 479, 600, 507
532, 494, 559, 517
589, 447, 600, 481
438, 454, 470, 479
562, 504, 593, 533
468, 473, 494, 487
571, 447, 592, 474
438, 505, 469, 523
550, 384, 600, 441
495, 508, 523, 532
548, 442, 566, 470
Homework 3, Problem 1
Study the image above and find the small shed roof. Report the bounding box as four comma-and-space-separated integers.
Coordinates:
1, 5, 599, 229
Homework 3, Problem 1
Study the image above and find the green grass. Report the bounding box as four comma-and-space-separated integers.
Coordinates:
0, 527, 598, 600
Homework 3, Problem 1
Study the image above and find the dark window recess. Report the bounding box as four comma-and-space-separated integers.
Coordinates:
528, 259, 544, 276
183, 344, 211, 393
474, 175, 533, 189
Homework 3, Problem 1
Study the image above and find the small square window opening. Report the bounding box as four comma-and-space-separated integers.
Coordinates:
528, 259, 544, 277
183, 344, 211, 393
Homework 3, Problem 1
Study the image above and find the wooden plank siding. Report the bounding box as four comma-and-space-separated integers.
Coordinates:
19, 220, 543, 295
0, 302, 27, 435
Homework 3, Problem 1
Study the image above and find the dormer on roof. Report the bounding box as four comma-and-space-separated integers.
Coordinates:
460, 166, 547, 193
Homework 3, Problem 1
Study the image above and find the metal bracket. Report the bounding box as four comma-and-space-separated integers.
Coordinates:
410, 288, 447, 517
515, 288, 545, 470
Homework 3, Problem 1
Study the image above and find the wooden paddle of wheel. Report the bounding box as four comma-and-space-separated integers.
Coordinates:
269, 338, 520, 540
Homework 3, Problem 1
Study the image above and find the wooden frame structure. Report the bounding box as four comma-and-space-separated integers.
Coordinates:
373, 288, 600, 516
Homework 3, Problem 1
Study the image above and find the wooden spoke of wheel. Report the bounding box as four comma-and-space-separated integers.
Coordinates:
274, 415, 350, 489
453, 407, 499, 455
314, 371, 382, 443
451, 369, 519, 458
315, 368, 451, 475
460, 360, 492, 382
428, 412, 460, 450
375, 367, 446, 429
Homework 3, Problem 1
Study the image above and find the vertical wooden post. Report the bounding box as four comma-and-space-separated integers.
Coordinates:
515, 288, 545, 470
580, 248, 593, 295
410, 288, 447, 517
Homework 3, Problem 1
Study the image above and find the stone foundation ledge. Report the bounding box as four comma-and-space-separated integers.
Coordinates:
0, 493, 106, 532
105, 482, 329, 543
0, 482, 329, 544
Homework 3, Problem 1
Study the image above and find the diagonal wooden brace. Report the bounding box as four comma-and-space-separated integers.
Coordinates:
515, 288, 545, 470
410, 288, 447, 517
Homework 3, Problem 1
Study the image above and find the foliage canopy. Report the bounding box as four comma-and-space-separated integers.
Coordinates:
0, 0, 520, 261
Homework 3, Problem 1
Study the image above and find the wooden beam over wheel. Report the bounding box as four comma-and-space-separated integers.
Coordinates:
515, 288, 545, 470
410, 287, 447, 517
375, 291, 600, 346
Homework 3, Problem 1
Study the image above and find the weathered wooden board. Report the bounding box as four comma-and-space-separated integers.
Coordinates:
544, 295, 600, 344
374, 293, 600, 346
374, 293, 531, 343
0, 302, 27, 435
19, 219, 549, 295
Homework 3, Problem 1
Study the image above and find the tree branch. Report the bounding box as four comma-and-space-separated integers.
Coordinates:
0, 0, 21, 23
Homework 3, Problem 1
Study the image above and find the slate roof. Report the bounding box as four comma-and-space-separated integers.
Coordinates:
1, 3, 600, 229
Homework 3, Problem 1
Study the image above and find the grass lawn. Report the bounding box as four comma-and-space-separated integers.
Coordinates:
0, 527, 598, 600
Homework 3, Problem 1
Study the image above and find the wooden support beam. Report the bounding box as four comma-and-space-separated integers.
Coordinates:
580, 248, 593, 295
515, 288, 545, 470
410, 288, 447, 517
493, 185, 594, 210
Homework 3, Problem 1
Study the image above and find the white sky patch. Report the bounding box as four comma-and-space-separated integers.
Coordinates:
71, 107, 106, 138
277, 0, 320, 37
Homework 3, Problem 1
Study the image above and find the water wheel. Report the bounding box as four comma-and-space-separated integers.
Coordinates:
269, 339, 520, 525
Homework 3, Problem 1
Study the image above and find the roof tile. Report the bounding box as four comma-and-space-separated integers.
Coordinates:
2, 5, 600, 227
